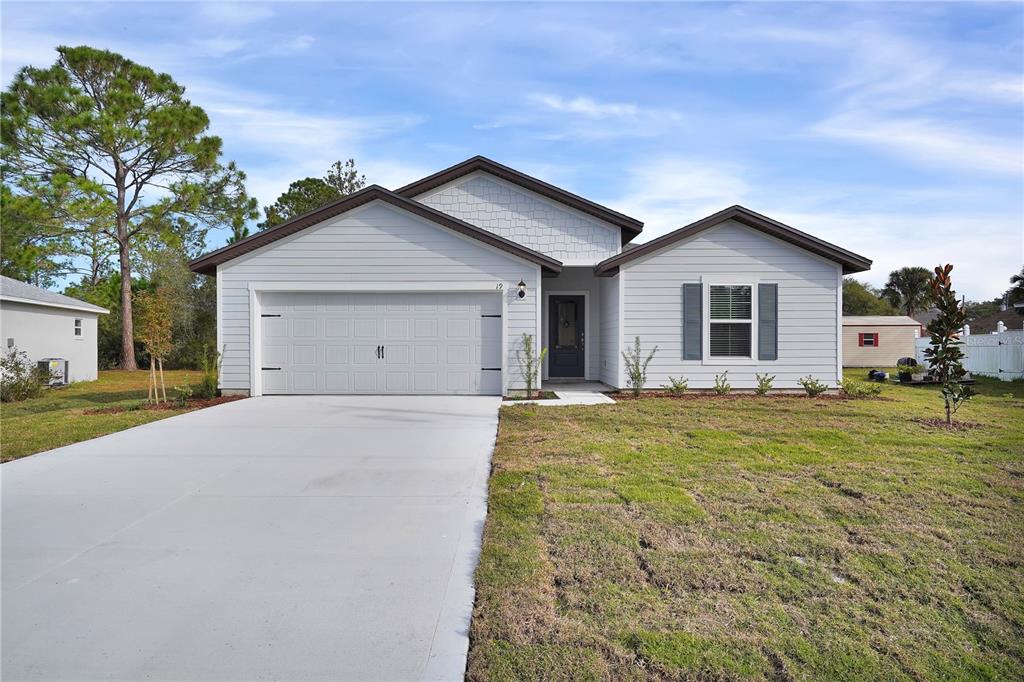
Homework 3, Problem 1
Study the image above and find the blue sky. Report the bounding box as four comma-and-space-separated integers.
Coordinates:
3, 1, 1022, 300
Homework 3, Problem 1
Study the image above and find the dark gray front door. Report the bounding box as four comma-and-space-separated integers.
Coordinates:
548, 295, 585, 378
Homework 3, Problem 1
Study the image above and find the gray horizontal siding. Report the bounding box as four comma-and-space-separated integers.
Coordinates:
217, 201, 540, 393
599, 275, 620, 387
622, 220, 840, 389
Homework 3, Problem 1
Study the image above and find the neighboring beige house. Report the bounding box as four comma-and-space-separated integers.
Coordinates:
842, 315, 922, 367
0, 275, 108, 382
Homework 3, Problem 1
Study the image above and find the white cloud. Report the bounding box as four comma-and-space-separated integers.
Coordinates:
814, 112, 1023, 175
529, 94, 639, 119
607, 158, 750, 238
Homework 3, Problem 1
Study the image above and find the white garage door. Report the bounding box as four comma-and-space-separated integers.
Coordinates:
259, 292, 502, 395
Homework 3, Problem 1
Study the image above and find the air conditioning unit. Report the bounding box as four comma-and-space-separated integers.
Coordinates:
38, 358, 69, 386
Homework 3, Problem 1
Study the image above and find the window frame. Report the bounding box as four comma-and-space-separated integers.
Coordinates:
859, 332, 878, 347
702, 280, 759, 363
74, 318, 83, 339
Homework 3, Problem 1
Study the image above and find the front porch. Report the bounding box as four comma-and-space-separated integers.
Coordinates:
540, 266, 616, 386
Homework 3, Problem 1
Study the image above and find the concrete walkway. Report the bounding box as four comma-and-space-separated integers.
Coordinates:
509, 381, 617, 406
2, 395, 500, 681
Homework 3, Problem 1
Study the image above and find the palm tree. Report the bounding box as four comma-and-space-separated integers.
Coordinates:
882, 266, 933, 317
1010, 266, 1024, 303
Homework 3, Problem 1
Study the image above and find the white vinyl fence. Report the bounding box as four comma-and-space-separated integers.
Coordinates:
915, 321, 1024, 381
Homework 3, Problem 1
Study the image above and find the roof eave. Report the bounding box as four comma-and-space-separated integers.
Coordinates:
189, 185, 562, 276
594, 205, 871, 276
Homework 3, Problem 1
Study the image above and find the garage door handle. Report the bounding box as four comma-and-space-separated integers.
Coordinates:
382, 345, 385, 360
262, 367, 281, 371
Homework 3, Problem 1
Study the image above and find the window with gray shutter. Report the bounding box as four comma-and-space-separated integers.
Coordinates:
758, 283, 777, 360
709, 285, 752, 357
682, 283, 702, 360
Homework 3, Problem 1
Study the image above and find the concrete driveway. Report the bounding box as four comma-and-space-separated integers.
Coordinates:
2, 395, 500, 681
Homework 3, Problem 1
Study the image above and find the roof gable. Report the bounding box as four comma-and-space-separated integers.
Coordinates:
395, 156, 643, 242
188, 185, 562, 275
594, 205, 871, 276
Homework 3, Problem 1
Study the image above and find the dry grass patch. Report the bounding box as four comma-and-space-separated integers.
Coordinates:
469, 373, 1024, 681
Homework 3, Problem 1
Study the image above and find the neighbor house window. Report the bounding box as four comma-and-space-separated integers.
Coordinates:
859, 332, 878, 347
74, 319, 82, 337
709, 285, 752, 357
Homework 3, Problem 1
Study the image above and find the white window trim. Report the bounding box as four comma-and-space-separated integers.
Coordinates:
73, 318, 84, 339
703, 280, 758, 364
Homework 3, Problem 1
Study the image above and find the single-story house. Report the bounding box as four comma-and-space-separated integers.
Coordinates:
189, 156, 871, 395
842, 315, 922, 367
0, 275, 109, 383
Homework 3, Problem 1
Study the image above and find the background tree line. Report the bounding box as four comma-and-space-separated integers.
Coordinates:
2, 45, 364, 370
845, 266, 1023, 320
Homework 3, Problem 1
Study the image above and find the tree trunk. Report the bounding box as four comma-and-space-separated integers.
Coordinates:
118, 238, 137, 369
115, 164, 137, 370
159, 358, 167, 402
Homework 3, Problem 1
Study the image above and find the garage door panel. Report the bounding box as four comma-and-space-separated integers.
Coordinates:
385, 344, 410, 365
385, 319, 410, 339
325, 345, 348, 365
325, 319, 350, 338
353, 319, 377, 338
260, 292, 502, 395
293, 345, 317, 365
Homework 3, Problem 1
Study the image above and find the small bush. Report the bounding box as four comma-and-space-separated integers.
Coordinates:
0, 348, 49, 402
662, 376, 688, 396
195, 346, 221, 399
622, 337, 658, 396
798, 375, 829, 397
838, 378, 883, 399
174, 383, 194, 408
713, 372, 731, 395
754, 373, 775, 396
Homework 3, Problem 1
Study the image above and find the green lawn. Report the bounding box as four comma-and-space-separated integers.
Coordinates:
1, 370, 211, 462
470, 373, 1024, 681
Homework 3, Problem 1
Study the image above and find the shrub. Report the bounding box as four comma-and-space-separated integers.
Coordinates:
515, 333, 548, 399
798, 375, 829, 397
195, 346, 221, 399
622, 337, 658, 396
838, 378, 883, 399
754, 373, 775, 396
662, 376, 688, 396
713, 371, 731, 395
174, 383, 194, 408
0, 348, 49, 402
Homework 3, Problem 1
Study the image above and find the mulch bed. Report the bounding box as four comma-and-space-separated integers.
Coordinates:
83, 395, 245, 415
910, 417, 984, 431
608, 391, 855, 401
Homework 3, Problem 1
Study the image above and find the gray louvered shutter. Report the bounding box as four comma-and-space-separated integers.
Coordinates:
758, 283, 778, 361
683, 283, 702, 360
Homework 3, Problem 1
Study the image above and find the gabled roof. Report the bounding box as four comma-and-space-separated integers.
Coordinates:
594, 205, 872, 276
188, 185, 563, 275
395, 155, 644, 242
843, 315, 921, 326
0, 275, 108, 314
